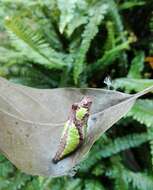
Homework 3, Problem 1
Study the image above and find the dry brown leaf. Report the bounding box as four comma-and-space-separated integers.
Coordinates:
0, 77, 152, 176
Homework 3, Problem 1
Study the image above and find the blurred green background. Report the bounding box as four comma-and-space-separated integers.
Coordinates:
0, 0, 153, 189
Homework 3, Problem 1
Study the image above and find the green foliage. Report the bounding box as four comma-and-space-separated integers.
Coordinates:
128, 51, 144, 79
0, 154, 31, 190
84, 179, 105, 190
113, 50, 153, 92
0, 0, 140, 86
119, 1, 145, 10
107, 156, 153, 190
113, 78, 153, 92
0, 0, 153, 189
127, 99, 153, 127
123, 171, 153, 190
103, 21, 115, 51
57, 0, 78, 34
73, 3, 108, 84
127, 99, 153, 167
149, 12, 153, 54
90, 35, 134, 73
5, 16, 67, 69
79, 132, 148, 173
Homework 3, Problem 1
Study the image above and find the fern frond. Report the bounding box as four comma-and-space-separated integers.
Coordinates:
150, 14, 153, 33
111, 158, 129, 190
127, 99, 153, 166
65, 178, 82, 190
67, 15, 87, 37
103, 21, 115, 51
123, 170, 153, 190
106, 0, 126, 43
90, 36, 133, 72
0, 177, 10, 189
7, 172, 31, 190
149, 128, 153, 167
114, 177, 129, 190
0, 157, 14, 177
107, 157, 153, 190
91, 163, 105, 176
0, 47, 24, 64
8, 65, 59, 88
0, 154, 30, 190
36, 15, 63, 51
128, 51, 144, 79
127, 99, 153, 127
80, 132, 148, 171
46, 177, 82, 190
79, 134, 109, 172
73, 3, 108, 84
113, 78, 153, 92
119, 1, 145, 10
149, 13, 153, 54
106, 0, 130, 69
66, 0, 90, 37
57, 0, 78, 34
97, 132, 148, 158
24, 176, 53, 190
84, 179, 105, 190
5, 16, 67, 69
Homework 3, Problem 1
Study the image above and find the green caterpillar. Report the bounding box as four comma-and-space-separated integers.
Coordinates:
52, 96, 92, 163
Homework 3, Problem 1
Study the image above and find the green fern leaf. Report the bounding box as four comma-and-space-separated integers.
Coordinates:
0, 177, 10, 189
65, 178, 82, 190
106, 0, 130, 68
149, 14, 153, 54
65, 1, 88, 36
123, 170, 153, 190
106, 0, 126, 43
84, 179, 105, 190
91, 36, 133, 72
127, 99, 153, 127
113, 78, 153, 92
107, 157, 153, 190
66, 15, 87, 37
73, 3, 108, 84
103, 21, 115, 51
5, 16, 67, 69
128, 51, 144, 79
127, 99, 153, 166
91, 163, 105, 176
57, 0, 78, 34
119, 1, 145, 10
8, 172, 30, 190
80, 132, 148, 171
114, 177, 129, 190
97, 132, 148, 158
8, 65, 59, 88
0, 160, 14, 178
0, 47, 25, 65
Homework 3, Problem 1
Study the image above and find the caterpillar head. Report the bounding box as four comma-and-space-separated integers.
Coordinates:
76, 96, 92, 121
80, 96, 92, 109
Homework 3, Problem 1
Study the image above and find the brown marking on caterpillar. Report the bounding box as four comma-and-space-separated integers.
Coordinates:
52, 126, 69, 164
